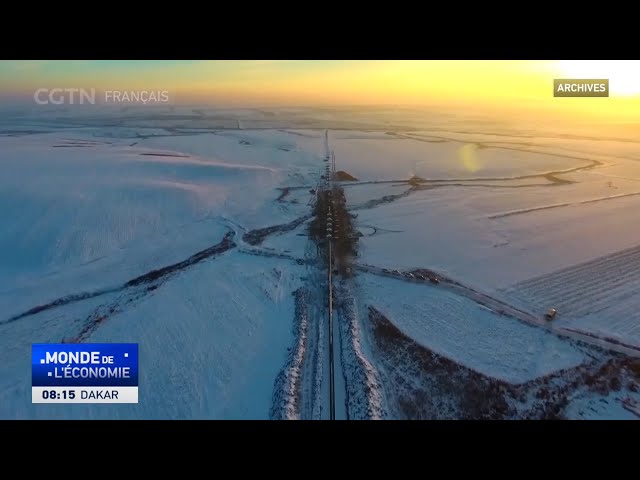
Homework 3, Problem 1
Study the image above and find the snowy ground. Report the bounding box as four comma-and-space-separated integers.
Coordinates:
362, 290, 640, 420
564, 391, 640, 420
341, 183, 409, 207
356, 273, 586, 384
504, 244, 640, 347
2, 105, 639, 419
328, 115, 640, 417
342, 130, 640, 352
0, 115, 320, 419
332, 135, 592, 181
0, 129, 314, 318
1, 252, 303, 419
354, 185, 640, 290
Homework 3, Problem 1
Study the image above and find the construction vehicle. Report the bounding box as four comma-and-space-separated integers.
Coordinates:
545, 308, 557, 321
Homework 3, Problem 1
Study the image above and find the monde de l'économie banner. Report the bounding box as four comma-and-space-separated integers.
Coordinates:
32, 344, 138, 403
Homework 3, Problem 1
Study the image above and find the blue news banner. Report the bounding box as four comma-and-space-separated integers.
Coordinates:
32, 343, 138, 404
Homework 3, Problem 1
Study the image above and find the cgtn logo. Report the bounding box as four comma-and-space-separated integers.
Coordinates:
32, 344, 138, 403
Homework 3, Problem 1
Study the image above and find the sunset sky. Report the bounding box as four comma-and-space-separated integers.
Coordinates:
1, 60, 639, 119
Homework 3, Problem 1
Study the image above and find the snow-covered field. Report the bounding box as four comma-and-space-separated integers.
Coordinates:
1, 252, 303, 419
332, 136, 593, 181
356, 273, 587, 384
565, 392, 640, 420
340, 132, 640, 351
0, 116, 320, 419
2, 105, 639, 419
354, 185, 640, 290
0, 130, 314, 317
504, 244, 640, 347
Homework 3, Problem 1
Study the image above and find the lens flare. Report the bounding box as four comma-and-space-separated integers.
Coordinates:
459, 144, 481, 173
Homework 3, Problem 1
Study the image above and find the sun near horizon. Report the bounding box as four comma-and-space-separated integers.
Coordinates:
1, 60, 638, 121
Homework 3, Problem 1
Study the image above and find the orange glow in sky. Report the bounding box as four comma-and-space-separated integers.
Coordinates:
1, 60, 638, 120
